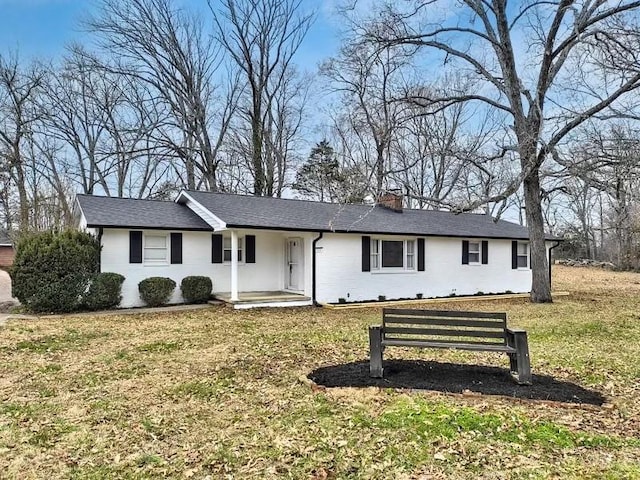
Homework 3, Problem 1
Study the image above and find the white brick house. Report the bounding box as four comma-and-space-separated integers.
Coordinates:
75, 192, 557, 308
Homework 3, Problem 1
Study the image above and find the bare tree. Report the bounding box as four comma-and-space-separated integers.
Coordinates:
40, 51, 115, 195
0, 54, 44, 230
562, 123, 640, 268
86, 0, 237, 191
212, 0, 313, 196
361, 0, 640, 302
322, 41, 412, 197
262, 67, 310, 196
27, 134, 75, 227
392, 77, 516, 213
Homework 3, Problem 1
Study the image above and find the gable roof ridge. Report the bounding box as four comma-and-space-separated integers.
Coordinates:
184, 190, 345, 207
184, 190, 508, 219
76, 193, 175, 204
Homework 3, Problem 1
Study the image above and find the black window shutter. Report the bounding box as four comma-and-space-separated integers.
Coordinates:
481, 240, 488, 264
170, 233, 182, 264
129, 231, 142, 264
246, 235, 256, 263
417, 238, 425, 271
362, 236, 371, 272
462, 240, 469, 265
512, 241, 518, 269
212, 234, 223, 264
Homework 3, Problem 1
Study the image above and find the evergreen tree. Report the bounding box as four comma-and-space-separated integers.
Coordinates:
294, 140, 366, 203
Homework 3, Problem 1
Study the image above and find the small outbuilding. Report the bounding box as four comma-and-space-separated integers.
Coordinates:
0, 230, 15, 268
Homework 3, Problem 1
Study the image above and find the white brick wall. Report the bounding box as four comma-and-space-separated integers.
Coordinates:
100, 227, 545, 308
100, 228, 315, 307
315, 233, 539, 304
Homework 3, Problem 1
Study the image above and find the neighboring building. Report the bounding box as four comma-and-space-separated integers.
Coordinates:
0, 231, 15, 268
75, 192, 557, 309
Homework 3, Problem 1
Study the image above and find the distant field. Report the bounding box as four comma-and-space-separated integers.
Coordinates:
0, 266, 639, 479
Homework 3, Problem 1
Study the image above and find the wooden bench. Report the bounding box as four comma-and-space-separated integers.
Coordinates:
369, 308, 532, 385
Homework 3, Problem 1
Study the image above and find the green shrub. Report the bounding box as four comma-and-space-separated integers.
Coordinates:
180, 276, 212, 304
138, 277, 176, 307
85, 273, 125, 311
11, 230, 100, 313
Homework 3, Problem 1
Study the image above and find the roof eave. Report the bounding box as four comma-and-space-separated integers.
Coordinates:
224, 223, 536, 240
86, 224, 213, 232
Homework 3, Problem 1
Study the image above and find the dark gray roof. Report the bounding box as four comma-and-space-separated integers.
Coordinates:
186, 191, 541, 240
76, 194, 212, 231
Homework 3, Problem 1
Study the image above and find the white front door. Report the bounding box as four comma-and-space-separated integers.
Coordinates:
285, 238, 303, 292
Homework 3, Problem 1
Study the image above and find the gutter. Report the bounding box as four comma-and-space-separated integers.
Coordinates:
312, 232, 324, 306
224, 223, 534, 241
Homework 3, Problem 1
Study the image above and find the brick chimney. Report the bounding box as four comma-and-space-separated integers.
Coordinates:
378, 191, 403, 213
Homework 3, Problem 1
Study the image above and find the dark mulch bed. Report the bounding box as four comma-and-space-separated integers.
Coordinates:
308, 360, 606, 406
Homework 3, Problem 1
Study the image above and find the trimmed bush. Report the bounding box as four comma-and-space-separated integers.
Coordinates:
180, 276, 212, 304
11, 230, 100, 313
85, 272, 125, 311
139, 277, 176, 307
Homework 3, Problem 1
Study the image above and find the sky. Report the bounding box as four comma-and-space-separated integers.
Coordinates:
0, 0, 344, 71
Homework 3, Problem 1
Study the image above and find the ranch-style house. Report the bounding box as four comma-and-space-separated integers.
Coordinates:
75, 191, 557, 308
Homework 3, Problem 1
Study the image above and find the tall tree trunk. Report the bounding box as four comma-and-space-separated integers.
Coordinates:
523, 168, 552, 302
252, 113, 264, 195
376, 144, 384, 196
12, 154, 30, 230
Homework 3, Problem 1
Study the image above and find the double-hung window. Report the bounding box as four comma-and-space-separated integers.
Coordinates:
468, 241, 481, 264
371, 238, 416, 271
371, 239, 380, 269
463, 239, 488, 265
223, 236, 244, 263
144, 234, 168, 264
517, 242, 529, 268
406, 240, 415, 269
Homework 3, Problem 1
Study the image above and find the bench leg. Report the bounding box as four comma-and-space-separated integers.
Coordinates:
508, 330, 532, 385
508, 352, 517, 374
369, 325, 384, 378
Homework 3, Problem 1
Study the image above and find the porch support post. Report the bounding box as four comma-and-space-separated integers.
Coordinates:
230, 230, 239, 301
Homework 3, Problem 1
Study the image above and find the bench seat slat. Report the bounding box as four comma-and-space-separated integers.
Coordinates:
383, 326, 506, 339
383, 317, 505, 329
382, 338, 516, 352
384, 308, 507, 320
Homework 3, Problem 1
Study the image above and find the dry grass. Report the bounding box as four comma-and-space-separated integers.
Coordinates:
0, 266, 639, 479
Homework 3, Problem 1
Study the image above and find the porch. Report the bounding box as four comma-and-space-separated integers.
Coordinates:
211, 229, 315, 308
213, 290, 313, 309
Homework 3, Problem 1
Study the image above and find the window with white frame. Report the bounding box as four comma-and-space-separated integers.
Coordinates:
223, 236, 244, 263
371, 238, 416, 271
468, 241, 481, 264
144, 234, 168, 264
406, 240, 415, 269
517, 242, 529, 268
371, 238, 380, 269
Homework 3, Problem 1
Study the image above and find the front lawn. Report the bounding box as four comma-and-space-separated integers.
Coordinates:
1, 266, 639, 479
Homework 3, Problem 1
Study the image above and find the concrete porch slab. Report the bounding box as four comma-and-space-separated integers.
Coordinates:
214, 291, 311, 305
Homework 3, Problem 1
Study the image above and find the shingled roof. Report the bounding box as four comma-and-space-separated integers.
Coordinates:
76, 194, 212, 231
183, 191, 538, 240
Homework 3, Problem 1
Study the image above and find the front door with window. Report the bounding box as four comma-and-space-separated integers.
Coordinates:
285, 238, 303, 292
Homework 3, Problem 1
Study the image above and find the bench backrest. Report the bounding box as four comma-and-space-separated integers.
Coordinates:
382, 308, 508, 346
